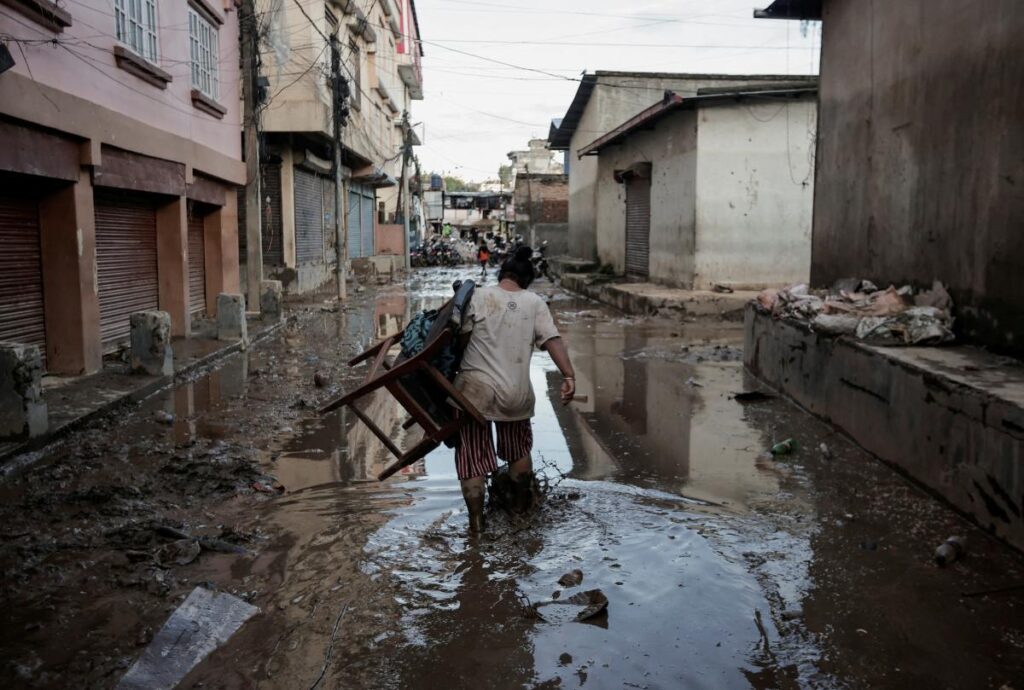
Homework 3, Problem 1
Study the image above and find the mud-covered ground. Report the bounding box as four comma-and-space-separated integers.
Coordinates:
2, 267, 1023, 689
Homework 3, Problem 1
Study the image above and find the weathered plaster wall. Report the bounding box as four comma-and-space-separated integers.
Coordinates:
0, 0, 241, 167
812, 0, 1024, 354
594, 110, 699, 285
693, 98, 815, 288
565, 74, 810, 264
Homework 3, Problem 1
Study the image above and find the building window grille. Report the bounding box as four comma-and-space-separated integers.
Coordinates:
114, 0, 159, 63
188, 8, 219, 100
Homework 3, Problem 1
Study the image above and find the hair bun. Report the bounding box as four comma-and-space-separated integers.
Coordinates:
514, 246, 533, 261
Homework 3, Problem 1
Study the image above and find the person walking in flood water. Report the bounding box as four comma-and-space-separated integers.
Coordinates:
455, 246, 576, 532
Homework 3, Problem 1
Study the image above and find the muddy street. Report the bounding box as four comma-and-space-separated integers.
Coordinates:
2, 267, 1023, 689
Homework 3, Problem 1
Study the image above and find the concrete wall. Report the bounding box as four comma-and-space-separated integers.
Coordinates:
745, 306, 1024, 550
594, 110, 699, 285
693, 98, 815, 288
376, 223, 405, 255
565, 74, 810, 263
811, 0, 1024, 355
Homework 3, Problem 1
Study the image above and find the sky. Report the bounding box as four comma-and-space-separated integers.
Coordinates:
411, 0, 820, 182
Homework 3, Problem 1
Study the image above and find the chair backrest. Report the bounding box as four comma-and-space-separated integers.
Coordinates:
423, 279, 476, 345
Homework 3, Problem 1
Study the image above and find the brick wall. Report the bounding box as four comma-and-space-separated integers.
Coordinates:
514, 174, 568, 224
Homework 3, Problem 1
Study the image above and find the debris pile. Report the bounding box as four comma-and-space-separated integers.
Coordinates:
754, 279, 955, 345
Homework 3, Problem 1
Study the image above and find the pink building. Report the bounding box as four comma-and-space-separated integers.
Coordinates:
0, 0, 245, 375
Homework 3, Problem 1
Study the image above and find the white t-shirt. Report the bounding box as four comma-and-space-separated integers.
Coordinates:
455, 286, 560, 421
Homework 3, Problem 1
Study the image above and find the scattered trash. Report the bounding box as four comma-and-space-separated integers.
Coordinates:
811, 313, 860, 336
313, 371, 330, 388
153, 410, 175, 425
251, 480, 285, 495
712, 283, 734, 294
733, 391, 774, 404
154, 525, 250, 557
934, 536, 966, 566
685, 376, 703, 387
855, 306, 955, 345
818, 443, 833, 459
155, 539, 201, 568
533, 589, 608, 623
117, 587, 258, 690
780, 608, 802, 621
770, 439, 796, 456
754, 280, 956, 346
558, 569, 584, 587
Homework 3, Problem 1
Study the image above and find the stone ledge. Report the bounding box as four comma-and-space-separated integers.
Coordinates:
743, 304, 1024, 550
560, 273, 754, 319
0, 315, 292, 467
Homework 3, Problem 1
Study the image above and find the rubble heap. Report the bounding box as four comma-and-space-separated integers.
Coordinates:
754, 279, 955, 346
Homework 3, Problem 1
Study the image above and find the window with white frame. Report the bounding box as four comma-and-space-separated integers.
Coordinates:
114, 0, 159, 63
188, 8, 219, 100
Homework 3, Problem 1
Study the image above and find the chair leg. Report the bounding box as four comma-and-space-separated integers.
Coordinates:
378, 438, 440, 480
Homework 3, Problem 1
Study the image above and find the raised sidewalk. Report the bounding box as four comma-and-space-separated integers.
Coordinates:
745, 304, 1024, 549
0, 315, 287, 466
559, 273, 756, 319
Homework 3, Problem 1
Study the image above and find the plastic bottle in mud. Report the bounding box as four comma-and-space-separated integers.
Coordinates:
934, 536, 966, 566
770, 439, 796, 456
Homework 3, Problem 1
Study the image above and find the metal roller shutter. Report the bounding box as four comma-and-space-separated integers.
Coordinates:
238, 164, 283, 265
294, 167, 324, 264
322, 176, 336, 261
0, 193, 46, 362
95, 191, 159, 350
187, 212, 206, 316
262, 163, 283, 266
347, 188, 362, 258
625, 176, 651, 278
360, 187, 375, 258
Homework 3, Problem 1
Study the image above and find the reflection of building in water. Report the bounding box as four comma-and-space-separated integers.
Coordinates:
171, 355, 249, 444
556, 327, 695, 482
552, 321, 780, 506
374, 293, 409, 340
346, 377, 428, 482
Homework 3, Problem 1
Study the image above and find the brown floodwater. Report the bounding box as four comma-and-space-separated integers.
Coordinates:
2, 267, 1023, 689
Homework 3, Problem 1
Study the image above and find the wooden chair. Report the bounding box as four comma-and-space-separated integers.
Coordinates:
319, 280, 485, 480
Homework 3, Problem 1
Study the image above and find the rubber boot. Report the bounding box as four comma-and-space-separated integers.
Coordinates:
462, 483, 486, 533
512, 471, 538, 514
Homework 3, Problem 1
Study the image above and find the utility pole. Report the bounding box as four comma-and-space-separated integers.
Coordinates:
399, 111, 412, 271
240, 0, 263, 311
330, 34, 349, 301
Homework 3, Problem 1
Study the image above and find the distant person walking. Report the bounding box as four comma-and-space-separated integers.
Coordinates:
477, 244, 490, 277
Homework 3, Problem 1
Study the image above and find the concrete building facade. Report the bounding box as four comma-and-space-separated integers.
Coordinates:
247, 0, 423, 293
577, 87, 817, 288
0, 0, 245, 375
549, 72, 809, 263
507, 138, 564, 179
745, 0, 1024, 548
757, 0, 1024, 355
